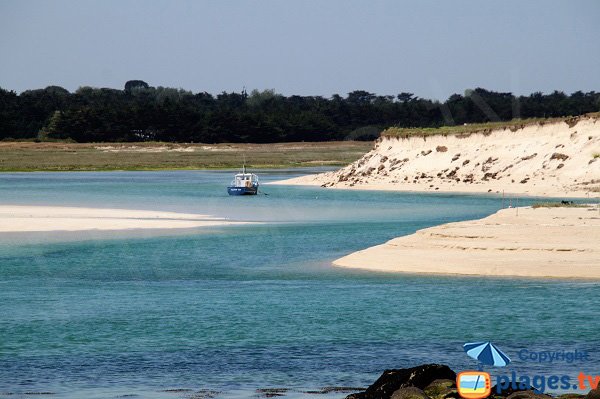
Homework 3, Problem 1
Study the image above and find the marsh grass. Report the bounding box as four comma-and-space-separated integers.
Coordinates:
0, 141, 373, 172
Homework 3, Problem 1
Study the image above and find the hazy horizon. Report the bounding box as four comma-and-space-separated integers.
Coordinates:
1, 0, 599, 100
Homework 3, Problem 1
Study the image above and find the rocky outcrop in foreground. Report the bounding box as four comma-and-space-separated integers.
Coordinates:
347, 364, 456, 399
347, 364, 599, 399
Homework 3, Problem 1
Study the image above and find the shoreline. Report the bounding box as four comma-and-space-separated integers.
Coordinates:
0, 205, 249, 233
332, 205, 600, 279
268, 176, 600, 199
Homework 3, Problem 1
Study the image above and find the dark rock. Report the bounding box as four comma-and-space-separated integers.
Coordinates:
481, 157, 498, 172
483, 172, 498, 181
550, 153, 569, 161
556, 394, 586, 399
186, 390, 220, 399
256, 388, 288, 397
390, 387, 429, 399
520, 153, 537, 161
505, 391, 553, 399
423, 379, 456, 399
490, 383, 536, 397
161, 388, 193, 392
346, 364, 456, 399
309, 387, 366, 394
585, 388, 600, 399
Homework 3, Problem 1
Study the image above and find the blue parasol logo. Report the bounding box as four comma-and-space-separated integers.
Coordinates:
463, 341, 511, 369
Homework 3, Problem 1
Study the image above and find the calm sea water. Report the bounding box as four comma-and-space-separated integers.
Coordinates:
0, 169, 597, 399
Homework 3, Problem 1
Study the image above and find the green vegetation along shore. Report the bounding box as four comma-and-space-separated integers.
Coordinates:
0, 141, 373, 172
381, 112, 600, 138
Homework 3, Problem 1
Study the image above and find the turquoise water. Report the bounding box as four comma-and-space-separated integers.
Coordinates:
0, 170, 598, 398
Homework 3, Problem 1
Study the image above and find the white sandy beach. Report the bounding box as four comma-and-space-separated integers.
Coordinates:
271, 116, 600, 198
333, 206, 600, 279
0, 205, 244, 233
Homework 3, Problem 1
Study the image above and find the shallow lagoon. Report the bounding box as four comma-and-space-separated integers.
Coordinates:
0, 169, 597, 398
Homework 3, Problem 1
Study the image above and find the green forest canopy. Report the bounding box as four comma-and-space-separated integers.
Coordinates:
1, 81, 598, 143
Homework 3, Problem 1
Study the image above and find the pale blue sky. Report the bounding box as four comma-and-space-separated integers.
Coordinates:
1, 0, 599, 99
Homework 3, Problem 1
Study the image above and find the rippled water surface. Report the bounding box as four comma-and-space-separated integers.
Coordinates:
0, 170, 597, 398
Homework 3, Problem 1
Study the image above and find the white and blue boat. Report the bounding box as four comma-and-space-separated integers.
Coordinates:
227, 166, 259, 195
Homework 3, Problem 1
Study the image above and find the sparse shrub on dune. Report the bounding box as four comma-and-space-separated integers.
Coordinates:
532, 202, 586, 208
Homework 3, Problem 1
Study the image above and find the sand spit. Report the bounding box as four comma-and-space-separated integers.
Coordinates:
0, 205, 246, 233
272, 115, 600, 198
333, 206, 600, 279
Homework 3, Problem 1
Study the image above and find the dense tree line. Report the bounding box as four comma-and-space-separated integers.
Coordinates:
0, 81, 598, 142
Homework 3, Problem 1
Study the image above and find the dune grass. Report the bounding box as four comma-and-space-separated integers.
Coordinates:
382, 113, 599, 139
0, 141, 373, 172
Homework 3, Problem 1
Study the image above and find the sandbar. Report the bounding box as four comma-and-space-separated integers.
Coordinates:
0, 205, 245, 233
333, 206, 600, 279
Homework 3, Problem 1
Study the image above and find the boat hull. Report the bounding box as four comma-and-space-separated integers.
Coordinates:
227, 186, 258, 195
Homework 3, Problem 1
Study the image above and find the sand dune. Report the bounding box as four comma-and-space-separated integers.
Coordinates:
0, 205, 245, 232
272, 115, 600, 198
333, 206, 600, 279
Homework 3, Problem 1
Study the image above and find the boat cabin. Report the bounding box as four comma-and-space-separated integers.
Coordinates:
231, 173, 259, 188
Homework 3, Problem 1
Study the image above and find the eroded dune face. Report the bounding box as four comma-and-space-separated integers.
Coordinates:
284, 115, 600, 197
